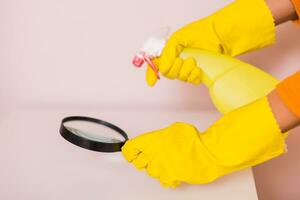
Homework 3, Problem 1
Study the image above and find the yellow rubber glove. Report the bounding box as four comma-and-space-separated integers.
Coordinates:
122, 97, 287, 187
146, 0, 276, 86
180, 49, 279, 114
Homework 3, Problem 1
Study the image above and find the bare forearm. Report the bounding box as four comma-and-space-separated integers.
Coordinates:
268, 90, 300, 132
262, 1, 300, 131
265, 0, 298, 25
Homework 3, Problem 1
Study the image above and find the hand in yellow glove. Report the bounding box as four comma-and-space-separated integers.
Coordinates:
122, 97, 287, 187
146, 0, 276, 86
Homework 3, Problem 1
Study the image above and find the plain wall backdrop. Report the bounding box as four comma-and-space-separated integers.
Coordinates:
1, 0, 300, 199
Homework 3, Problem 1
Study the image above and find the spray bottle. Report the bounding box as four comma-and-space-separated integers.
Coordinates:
132, 29, 279, 114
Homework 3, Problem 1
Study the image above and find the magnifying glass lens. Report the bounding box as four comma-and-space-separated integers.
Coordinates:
63, 120, 125, 143
60, 116, 128, 152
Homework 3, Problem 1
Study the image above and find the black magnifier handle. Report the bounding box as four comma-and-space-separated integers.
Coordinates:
59, 116, 129, 153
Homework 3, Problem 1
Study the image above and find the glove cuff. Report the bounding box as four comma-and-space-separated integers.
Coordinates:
201, 97, 287, 178
213, 0, 276, 56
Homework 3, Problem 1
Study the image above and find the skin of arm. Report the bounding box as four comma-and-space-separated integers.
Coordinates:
264, 0, 300, 132
266, 0, 298, 25
268, 90, 300, 132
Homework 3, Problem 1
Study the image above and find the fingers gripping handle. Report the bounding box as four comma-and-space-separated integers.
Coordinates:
180, 48, 234, 87
180, 48, 279, 114
133, 48, 235, 86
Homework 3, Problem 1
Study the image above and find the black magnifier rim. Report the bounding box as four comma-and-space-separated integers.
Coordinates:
60, 116, 128, 153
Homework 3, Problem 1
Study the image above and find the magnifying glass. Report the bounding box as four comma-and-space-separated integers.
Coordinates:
59, 116, 128, 152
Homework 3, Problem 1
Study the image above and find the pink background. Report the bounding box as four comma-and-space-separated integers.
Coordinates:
1, 0, 300, 199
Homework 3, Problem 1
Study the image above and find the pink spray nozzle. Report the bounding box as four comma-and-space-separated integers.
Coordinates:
132, 52, 160, 79
132, 30, 168, 82
132, 54, 144, 68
